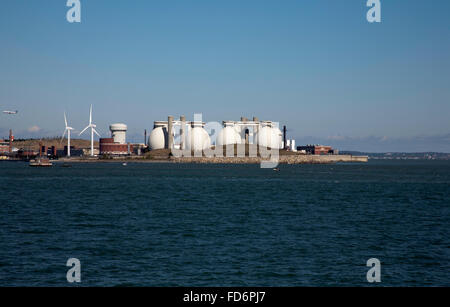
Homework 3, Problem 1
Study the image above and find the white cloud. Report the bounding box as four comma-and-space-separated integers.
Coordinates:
27, 126, 41, 133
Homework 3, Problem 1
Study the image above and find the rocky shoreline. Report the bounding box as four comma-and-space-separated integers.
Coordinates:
54, 154, 368, 164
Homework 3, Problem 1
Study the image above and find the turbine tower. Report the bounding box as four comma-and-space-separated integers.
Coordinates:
79, 105, 100, 156
61, 112, 74, 157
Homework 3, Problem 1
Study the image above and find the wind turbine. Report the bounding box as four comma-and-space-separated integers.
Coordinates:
79, 105, 100, 156
61, 112, 74, 157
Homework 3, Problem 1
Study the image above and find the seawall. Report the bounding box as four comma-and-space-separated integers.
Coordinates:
55, 154, 368, 164
170, 155, 368, 164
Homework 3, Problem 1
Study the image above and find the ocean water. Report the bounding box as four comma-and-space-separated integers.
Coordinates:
0, 160, 448, 286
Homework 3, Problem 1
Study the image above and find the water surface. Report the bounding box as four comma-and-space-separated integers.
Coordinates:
0, 160, 448, 286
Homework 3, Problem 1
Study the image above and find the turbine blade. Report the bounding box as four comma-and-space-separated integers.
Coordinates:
89, 105, 92, 124
93, 128, 101, 137
64, 112, 68, 127
60, 129, 67, 143
79, 126, 89, 136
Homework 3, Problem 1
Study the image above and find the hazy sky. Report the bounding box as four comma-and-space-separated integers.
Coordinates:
0, 0, 449, 152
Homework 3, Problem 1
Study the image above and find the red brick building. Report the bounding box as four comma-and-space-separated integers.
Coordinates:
0, 130, 14, 154
297, 145, 335, 155
0, 139, 9, 153
99, 138, 132, 155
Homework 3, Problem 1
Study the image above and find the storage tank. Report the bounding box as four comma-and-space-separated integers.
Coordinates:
110, 123, 127, 144
186, 123, 211, 151
216, 124, 242, 146
149, 122, 168, 150
254, 126, 282, 149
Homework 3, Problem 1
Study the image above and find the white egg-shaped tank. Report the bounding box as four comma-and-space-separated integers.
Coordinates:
272, 127, 283, 149
149, 126, 168, 150
186, 126, 211, 151
255, 126, 282, 149
216, 126, 242, 146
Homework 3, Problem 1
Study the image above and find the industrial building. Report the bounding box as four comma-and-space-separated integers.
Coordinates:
284, 139, 297, 152
38, 145, 57, 158
0, 139, 9, 153
99, 123, 133, 155
297, 145, 338, 155
0, 130, 14, 154
218, 117, 283, 149
148, 116, 283, 151
56, 146, 83, 157
149, 116, 210, 151
99, 138, 132, 155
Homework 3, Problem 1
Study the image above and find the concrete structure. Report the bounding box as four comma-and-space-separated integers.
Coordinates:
290, 139, 296, 152
283, 139, 297, 151
148, 117, 210, 151
214, 118, 281, 148
167, 116, 174, 150
131, 143, 146, 155
149, 116, 285, 151
170, 154, 368, 164
110, 123, 127, 144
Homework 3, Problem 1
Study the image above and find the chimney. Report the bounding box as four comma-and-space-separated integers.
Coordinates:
8, 129, 13, 153
144, 129, 147, 146
283, 126, 287, 150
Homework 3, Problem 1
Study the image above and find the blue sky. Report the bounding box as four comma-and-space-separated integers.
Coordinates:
0, 0, 449, 152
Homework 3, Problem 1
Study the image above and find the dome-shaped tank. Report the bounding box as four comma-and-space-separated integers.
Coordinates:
255, 126, 282, 149
186, 126, 211, 151
149, 126, 168, 150
272, 127, 283, 149
216, 126, 242, 146
110, 123, 127, 130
